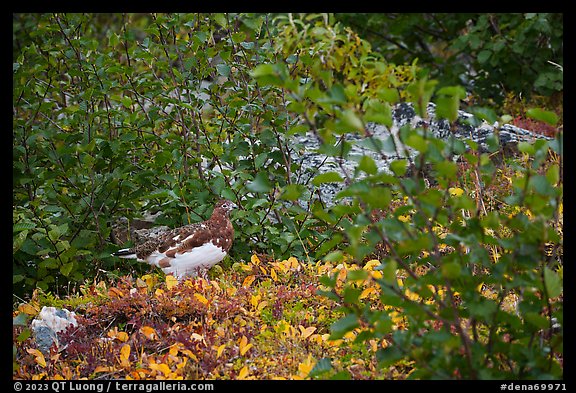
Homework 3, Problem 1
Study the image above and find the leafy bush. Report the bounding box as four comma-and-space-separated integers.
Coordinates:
335, 13, 563, 102
250, 14, 563, 379
13, 13, 304, 295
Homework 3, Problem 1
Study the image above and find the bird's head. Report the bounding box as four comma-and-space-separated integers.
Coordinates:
215, 199, 237, 214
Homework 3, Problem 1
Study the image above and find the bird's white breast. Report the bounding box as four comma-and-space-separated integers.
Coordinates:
146, 241, 226, 280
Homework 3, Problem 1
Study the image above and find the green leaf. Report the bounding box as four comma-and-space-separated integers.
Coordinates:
347, 269, 368, 281
246, 172, 272, 193
330, 313, 359, 339
13, 230, 28, 253
13, 222, 36, 233
472, 107, 498, 124
405, 134, 428, 153
477, 49, 492, 64
358, 155, 377, 175
280, 184, 305, 201
213, 13, 228, 27
526, 108, 558, 126
376, 346, 403, 368
121, 96, 132, 108
250, 64, 276, 77
390, 159, 408, 176
544, 267, 562, 298
379, 259, 397, 285
546, 164, 560, 185
60, 262, 75, 277
434, 160, 458, 180
435, 96, 459, 123
216, 63, 230, 77
312, 172, 343, 185
524, 312, 549, 329
309, 358, 333, 378
340, 109, 364, 132
441, 262, 461, 279
378, 87, 399, 104
517, 142, 535, 155
13, 275, 25, 285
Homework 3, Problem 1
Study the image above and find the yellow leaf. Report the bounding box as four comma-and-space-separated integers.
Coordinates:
359, 287, 378, 300
215, 344, 226, 358
299, 325, 317, 340
242, 275, 256, 288
270, 267, 278, 282
363, 260, 380, 270
94, 366, 116, 373
251, 254, 261, 265
27, 348, 46, 368
18, 303, 40, 316
155, 288, 165, 297
239, 336, 253, 356
238, 365, 249, 379
297, 354, 315, 378
449, 187, 464, 197
194, 293, 209, 305
287, 256, 299, 269
257, 300, 268, 311
250, 294, 261, 308
259, 265, 268, 275
398, 215, 411, 223
140, 326, 157, 340
165, 275, 178, 290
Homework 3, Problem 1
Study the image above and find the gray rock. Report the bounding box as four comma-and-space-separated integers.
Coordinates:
31, 306, 77, 354
290, 102, 552, 206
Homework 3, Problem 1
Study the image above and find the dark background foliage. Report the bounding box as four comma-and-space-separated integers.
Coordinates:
335, 13, 563, 103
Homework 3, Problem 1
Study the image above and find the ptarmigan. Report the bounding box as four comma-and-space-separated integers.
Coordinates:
113, 200, 236, 280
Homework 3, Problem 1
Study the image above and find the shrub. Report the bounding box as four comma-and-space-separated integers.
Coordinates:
251, 15, 563, 379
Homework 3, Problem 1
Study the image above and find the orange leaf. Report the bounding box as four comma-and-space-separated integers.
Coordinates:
120, 344, 131, 367
94, 366, 116, 373
108, 287, 124, 298
26, 348, 46, 368
242, 275, 256, 288
140, 326, 157, 340
150, 363, 172, 376
194, 293, 209, 305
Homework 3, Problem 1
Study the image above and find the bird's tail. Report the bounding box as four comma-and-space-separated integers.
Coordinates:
112, 248, 137, 259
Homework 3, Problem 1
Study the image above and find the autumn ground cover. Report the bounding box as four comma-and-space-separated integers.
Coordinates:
14, 256, 412, 380
13, 152, 563, 380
